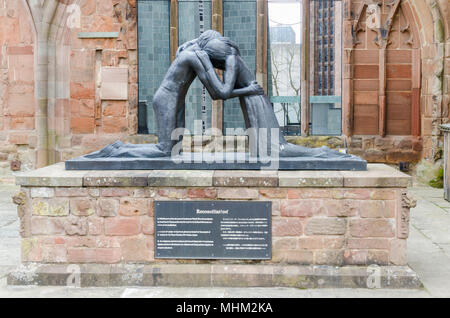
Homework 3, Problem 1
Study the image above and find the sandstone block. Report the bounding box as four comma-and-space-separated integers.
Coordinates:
98, 198, 119, 217
30, 187, 54, 198
350, 219, 395, 238
272, 218, 303, 236
217, 188, 258, 200
64, 217, 88, 236
305, 218, 347, 236
119, 198, 149, 216
104, 218, 140, 236
70, 198, 96, 216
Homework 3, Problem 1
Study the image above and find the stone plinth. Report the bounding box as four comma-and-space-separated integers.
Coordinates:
10, 163, 420, 288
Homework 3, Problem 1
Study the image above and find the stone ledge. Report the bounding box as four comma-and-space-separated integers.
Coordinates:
15, 163, 411, 188
84, 171, 149, 187
15, 163, 87, 187
213, 170, 278, 187
7, 263, 423, 289
341, 164, 411, 188
279, 171, 343, 187
149, 170, 213, 187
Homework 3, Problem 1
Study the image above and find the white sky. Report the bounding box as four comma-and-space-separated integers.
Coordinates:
268, 2, 302, 44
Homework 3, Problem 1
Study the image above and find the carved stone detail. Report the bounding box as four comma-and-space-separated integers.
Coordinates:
398, 191, 416, 239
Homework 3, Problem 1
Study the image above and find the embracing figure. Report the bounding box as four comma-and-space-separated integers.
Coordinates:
87, 30, 349, 160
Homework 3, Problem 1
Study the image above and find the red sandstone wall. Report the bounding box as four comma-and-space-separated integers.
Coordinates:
0, 0, 36, 175
0, 0, 448, 174
60, 0, 139, 161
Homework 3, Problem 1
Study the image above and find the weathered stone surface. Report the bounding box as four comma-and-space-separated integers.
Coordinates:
6, 264, 423, 289
259, 188, 287, 198
279, 171, 343, 187
390, 239, 407, 265
272, 218, 303, 236
100, 188, 131, 197
98, 199, 119, 217
314, 250, 344, 265
104, 217, 140, 236
211, 265, 274, 287
31, 217, 65, 235
341, 164, 411, 187
30, 187, 55, 198
157, 188, 187, 199
187, 188, 217, 199
272, 250, 314, 264
280, 199, 328, 217
70, 198, 96, 216
148, 170, 213, 187
84, 171, 149, 187
87, 217, 103, 236
55, 187, 89, 197
119, 198, 149, 216
14, 165, 408, 268
15, 163, 87, 187
217, 188, 259, 200
347, 238, 390, 250
305, 218, 347, 236
213, 170, 278, 187
32, 199, 69, 216
349, 219, 395, 238
119, 236, 153, 262
64, 217, 88, 236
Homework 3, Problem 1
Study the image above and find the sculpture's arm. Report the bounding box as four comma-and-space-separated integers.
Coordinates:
193, 50, 263, 100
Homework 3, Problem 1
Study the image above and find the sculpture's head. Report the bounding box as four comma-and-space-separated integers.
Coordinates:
198, 31, 240, 70
176, 30, 222, 57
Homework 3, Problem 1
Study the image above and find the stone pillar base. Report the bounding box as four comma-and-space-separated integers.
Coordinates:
11, 163, 418, 287
7, 263, 422, 289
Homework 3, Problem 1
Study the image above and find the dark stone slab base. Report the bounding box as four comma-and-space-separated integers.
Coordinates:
7, 264, 422, 289
65, 153, 367, 171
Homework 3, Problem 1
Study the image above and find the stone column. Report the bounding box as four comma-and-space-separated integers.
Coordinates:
256, 0, 268, 93
211, 0, 223, 131
170, 0, 178, 63
27, 0, 59, 168
342, 0, 353, 137
301, 0, 310, 136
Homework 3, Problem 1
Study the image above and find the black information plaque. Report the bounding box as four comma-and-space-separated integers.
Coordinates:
154, 201, 271, 260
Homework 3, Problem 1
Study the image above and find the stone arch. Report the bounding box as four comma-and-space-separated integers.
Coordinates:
47, 0, 83, 164
409, 0, 447, 161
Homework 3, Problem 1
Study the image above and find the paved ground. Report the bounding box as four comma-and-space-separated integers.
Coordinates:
0, 183, 449, 298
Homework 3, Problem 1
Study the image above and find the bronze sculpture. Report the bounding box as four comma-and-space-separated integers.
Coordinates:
68, 31, 366, 171
86, 31, 349, 160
